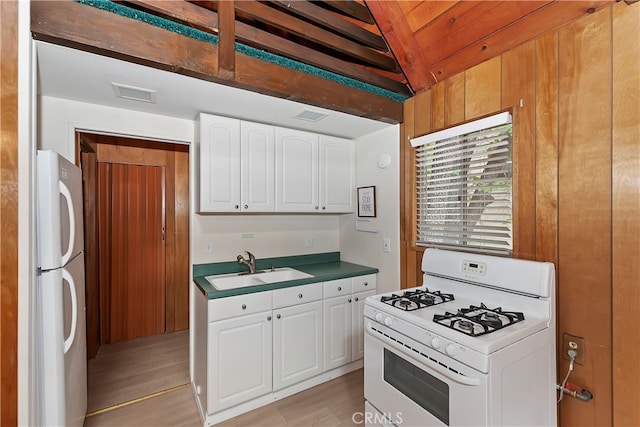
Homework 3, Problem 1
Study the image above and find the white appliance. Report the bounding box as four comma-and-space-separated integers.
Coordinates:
364, 248, 556, 427
36, 150, 87, 427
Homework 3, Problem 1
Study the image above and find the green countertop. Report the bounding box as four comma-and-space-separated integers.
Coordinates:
193, 252, 379, 299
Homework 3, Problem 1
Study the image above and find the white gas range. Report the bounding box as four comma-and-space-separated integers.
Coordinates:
364, 248, 556, 427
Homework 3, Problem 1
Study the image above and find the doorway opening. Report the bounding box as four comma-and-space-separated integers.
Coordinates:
79, 132, 190, 351
78, 132, 190, 414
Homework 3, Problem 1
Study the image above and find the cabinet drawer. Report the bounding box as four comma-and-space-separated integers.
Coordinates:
352, 274, 376, 293
323, 278, 352, 299
273, 283, 322, 309
208, 291, 273, 322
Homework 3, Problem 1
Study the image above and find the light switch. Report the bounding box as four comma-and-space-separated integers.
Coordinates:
383, 238, 391, 253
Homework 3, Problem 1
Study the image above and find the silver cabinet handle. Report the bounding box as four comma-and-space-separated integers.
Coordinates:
276, 314, 281, 319
337, 286, 342, 291
244, 204, 248, 209
364, 282, 368, 286
348, 298, 352, 303
355, 297, 359, 302
267, 315, 272, 321
298, 293, 303, 299
234, 204, 239, 210
314, 206, 319, 210
322, 206, 326, 210
241, 304, 247, 310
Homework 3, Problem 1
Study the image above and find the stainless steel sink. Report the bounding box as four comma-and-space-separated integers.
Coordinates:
205, 267, 313, 291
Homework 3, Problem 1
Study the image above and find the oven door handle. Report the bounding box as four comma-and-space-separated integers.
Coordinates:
366, 322, 481, 387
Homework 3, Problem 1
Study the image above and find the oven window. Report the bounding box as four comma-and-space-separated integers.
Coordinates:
384, 349, 449, 425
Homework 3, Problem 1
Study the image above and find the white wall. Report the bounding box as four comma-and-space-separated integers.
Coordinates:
38, 96, 194, 161
340, 125, 401, 294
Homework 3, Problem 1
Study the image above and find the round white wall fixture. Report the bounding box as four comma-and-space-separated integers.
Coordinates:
377, 152, 392, 169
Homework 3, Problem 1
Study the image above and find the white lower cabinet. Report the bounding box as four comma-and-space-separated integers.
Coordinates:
207, 310, 273, 413
323, 275, 377, 371
273, 300, 323, 390
195, 273, 376, 423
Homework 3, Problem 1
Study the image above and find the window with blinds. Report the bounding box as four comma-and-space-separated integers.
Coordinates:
410, 112, 513, 256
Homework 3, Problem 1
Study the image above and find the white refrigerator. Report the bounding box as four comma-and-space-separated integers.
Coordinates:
36, 150, 87, 427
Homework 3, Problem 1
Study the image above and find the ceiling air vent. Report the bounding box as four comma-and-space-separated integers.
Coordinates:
112, 82, 157, 103
293, 110, 328, 122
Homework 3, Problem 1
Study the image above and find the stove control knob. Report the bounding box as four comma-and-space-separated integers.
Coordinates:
375, 313, 384, 323
445, 343, 458, 356
384, 317, 393, 327
430, 337, 441, 349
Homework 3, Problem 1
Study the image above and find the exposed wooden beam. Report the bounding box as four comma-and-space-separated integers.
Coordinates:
268, 0, 388, 51
232, 1, 400, 72
366, 0, 437, 91
322, 0, 375, 24
130, 0, 410, 95
30, 0, 403, 123
217, 0, 235, 79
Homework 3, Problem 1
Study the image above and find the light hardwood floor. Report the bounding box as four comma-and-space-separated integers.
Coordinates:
85, 331, 364, 426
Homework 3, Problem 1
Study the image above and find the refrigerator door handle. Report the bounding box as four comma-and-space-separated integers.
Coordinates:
62, 268, 78, 354
59, 181, 76, 267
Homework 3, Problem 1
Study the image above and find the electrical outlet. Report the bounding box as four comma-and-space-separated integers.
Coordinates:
562, 333, 585, 366
204, 240, 213, 254
383, 238, 391, 253
305, 236, 316, 247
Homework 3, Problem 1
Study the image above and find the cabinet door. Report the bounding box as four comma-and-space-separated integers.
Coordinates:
323, 295, 352, 371
273, 301, 323, 390
319, 136, 355, 213
241, 122, 275, 212
207, 311, 272, 413
275, 128, 319, 212
199, 114, 241, 212
351, 290, 376, 361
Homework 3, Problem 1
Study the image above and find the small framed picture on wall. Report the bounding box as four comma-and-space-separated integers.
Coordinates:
357, 186, 376, 217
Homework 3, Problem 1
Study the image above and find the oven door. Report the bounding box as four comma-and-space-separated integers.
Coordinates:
364, 320, 489, 427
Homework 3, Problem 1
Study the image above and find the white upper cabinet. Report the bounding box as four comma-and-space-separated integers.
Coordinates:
199, 114, 241, 212
199, 114, 276, 213
276, 129, 355, 213
199, 113, 354, 214
319, 136, 355, 213
241, 122, 276, 212
275, 128, 319, 212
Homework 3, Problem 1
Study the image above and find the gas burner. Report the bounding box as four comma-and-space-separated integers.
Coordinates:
380, 288, 454, 311
433, 303, 525, 336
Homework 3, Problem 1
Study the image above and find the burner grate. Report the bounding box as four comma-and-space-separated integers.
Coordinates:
433, 303, 524, 336
380, 288, 454, 311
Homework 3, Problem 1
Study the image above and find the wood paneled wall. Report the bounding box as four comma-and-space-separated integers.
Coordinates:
400, 3, 639, 426
0, 1, 19, 424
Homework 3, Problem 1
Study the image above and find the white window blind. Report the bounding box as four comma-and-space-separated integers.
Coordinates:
411, 112, 513, 256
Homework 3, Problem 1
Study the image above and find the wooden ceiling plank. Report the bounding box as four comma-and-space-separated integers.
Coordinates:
30, 0, 402, 123
234, 21, 411, 95
405, 1, 459, 34
268, 0, 388, 51
128, 0, 218, 31
430, 0, 616, 82
366, 0, 436, 92
217, 0, 235, 79
129, 0, 409, 94
414, 1, 551, 64
321, 0, 375, 24
31, 0, 219, 77
234, 1, 399, 72
234, 51, 402, 123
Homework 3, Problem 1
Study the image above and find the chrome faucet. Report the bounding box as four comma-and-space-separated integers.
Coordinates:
237, 251, 256, 274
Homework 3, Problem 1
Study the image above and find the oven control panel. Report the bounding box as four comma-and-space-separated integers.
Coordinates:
461, 260, 486, 275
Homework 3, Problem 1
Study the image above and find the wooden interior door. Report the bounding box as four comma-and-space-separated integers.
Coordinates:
98, 162, 166, 343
